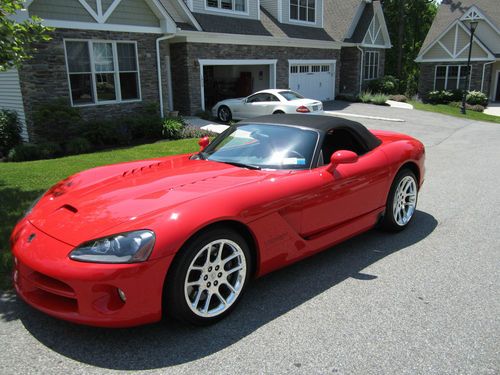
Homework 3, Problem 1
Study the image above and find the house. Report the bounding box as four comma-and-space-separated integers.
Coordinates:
416, 0, 500, 102
0, 0, 391, 139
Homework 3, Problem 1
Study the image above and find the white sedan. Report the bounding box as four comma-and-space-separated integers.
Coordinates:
212, 89, 323, 122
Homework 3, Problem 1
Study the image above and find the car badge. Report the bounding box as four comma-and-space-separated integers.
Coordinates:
27, 233, 36, 243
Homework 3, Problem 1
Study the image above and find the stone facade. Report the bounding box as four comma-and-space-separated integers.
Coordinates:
169, 42, 342, 115
338, 47, 386, 95
418, 62, 492, 96
19, 28, 163, 138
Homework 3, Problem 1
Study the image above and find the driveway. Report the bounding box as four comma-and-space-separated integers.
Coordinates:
1, 104, 499, 375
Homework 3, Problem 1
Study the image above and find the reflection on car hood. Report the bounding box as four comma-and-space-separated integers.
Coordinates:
28, 155, 267, 246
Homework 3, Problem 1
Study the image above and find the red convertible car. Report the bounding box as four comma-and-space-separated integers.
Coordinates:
11, 114, 425, 327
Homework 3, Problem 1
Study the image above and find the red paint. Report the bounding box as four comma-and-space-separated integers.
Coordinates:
198, 136, 210, 151
11, 130, 425, 327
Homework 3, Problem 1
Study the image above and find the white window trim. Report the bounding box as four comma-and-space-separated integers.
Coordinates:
433, 65, 472, 91
204, 0, 250, 16
289, 0, 316, 24
363, 51, 380, 81
63, 39, 142, 107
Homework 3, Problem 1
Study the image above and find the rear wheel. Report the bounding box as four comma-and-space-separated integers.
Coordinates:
273, 110, 285, 114
217, 106, 232, 122
381, 169, 418, 231
164, 228, 251, 325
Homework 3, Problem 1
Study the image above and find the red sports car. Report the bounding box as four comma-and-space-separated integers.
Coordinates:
11, 114, 425, 327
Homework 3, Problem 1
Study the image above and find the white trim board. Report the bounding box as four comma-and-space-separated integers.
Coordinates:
43, 19, 164, 33
198, 59, 278, 111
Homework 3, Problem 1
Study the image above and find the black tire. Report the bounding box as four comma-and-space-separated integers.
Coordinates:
381, 169, 418, 232
164, 228, 251, 326
273, 110, 285, 114
217, 106, 232, 122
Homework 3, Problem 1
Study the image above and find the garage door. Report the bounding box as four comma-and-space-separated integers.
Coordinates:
289, 63, 335, 101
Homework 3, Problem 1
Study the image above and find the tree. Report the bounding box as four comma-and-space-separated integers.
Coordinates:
0, 0, 53, 71
382, 0, 438, 86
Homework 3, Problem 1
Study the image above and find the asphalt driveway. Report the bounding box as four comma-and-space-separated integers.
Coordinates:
1, 103, 499, 374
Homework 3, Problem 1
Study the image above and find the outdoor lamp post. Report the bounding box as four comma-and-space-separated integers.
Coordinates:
461, 20, 479, 114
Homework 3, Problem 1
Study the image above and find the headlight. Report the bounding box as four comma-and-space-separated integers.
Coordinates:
69, 230, 155, 263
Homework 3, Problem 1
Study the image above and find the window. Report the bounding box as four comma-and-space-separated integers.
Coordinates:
434, 65, 469, 90
290, 0, 315, 23
65, 40, 140, 106
206, 0, 246, 12
364, 51, 379, 80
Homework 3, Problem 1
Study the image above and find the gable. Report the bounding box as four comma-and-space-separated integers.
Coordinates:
29, 0, 175, 32
418, 21, 494, 62
361, 9, 389, 47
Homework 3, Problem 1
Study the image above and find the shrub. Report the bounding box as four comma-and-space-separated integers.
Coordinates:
367, 75, 400, 95
0, 109, 22, 157
65, 137, 92, 155
389, 95, 408, 102
426, 90, 455, 104
359, 91, 374, 103
470, 104, 485, 112
466, 91, 488, 106
38, 141, 63, 159
162, 117, 184, 140
8, 143, 42, 162
404, 73, 418, 98
32, 99, 82, 144
180, 125, 219, 139
371, 93, 389, 105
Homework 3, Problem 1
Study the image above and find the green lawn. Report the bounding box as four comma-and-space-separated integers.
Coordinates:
0, 139, 200, 289
409, 101, 500, 124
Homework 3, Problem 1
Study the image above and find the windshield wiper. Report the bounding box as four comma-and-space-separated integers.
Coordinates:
218, 161, 261, 170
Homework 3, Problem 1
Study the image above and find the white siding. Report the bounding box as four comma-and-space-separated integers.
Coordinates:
0, 69, 28, 140
260, 0, 279, 20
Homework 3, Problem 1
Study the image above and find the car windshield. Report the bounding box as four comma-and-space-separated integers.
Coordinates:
279, 90, 305, 101
202, 124, 318, 170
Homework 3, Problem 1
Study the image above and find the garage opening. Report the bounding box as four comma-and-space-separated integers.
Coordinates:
199, 60, 277, 111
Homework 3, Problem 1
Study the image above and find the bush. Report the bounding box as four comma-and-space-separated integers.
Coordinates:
359, 91, 373, 103
389, 95, 408, 102
0, 109, 22, 157
404, 73, 418, 98
8, 143, 41, 162
32, 99, 82, 144
180, 125, 218, 139
162, 117, 184, 140
65, 137, 92, 155
367, 75, 400, 95
466, 91, 488, 106
447, 102, 485, 112
371, 93, 389, 105
426, 90, 455, 104
38, 141, 63, 159
470, 104, 485, 112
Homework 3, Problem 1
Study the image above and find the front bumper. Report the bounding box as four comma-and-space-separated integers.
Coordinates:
11, 220, 174, 328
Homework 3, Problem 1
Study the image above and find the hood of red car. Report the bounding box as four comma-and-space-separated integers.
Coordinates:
28, 154, 266, 246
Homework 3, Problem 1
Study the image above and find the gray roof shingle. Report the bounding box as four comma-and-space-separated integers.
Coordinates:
421, 0, 500, 51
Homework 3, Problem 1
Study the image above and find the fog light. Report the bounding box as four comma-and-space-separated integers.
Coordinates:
117, 288, 127, 303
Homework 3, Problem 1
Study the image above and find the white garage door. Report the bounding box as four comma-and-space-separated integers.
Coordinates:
289, 62, 335, 101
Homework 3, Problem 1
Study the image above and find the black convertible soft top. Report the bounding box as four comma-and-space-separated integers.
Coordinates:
239, 114, 382, 151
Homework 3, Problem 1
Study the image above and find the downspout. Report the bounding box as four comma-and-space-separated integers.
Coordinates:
481, 60, 494, 96
156, 34, 175, 118
357, 45, 364, 93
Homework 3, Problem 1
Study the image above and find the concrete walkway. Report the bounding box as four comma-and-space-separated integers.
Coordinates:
484, 102, 500, 117
386, 100, 414, 109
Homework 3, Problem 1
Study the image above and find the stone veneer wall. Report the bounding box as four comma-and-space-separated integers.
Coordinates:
418, 62, 492, 96
339, 47, 361, 95
169, 42, 341, 115
19, 29, 163, 138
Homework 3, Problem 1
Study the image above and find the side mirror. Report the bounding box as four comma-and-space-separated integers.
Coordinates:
327, 150, 358, 173
198, 136, 210, 151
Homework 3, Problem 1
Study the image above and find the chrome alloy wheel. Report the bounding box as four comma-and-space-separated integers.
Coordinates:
184, 239, 247, 318
218, 107, 230, 122
392, 175, 417, 226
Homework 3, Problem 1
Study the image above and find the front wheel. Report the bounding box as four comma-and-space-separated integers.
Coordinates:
217, 106, 232, 122
164, 228, 251, 325
381, 169, 418, 231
